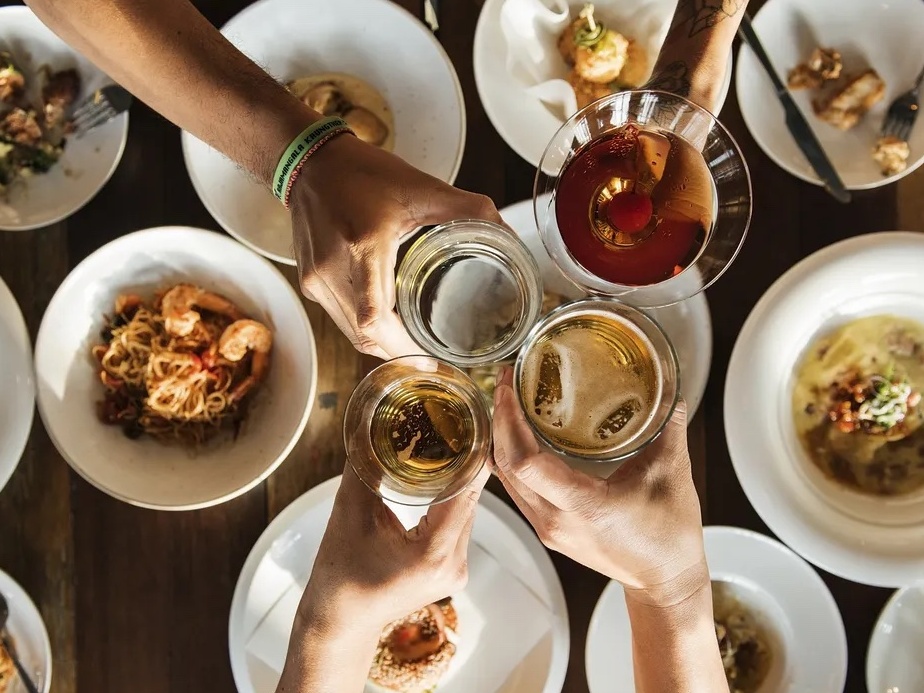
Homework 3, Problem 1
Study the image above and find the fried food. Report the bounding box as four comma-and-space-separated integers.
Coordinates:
0, 52, 24, 104
873, 135, 911, 176
813, 69, 886, 130
567, 69, 612, 109
574, 26, 629, 85
788, 47, 842, 89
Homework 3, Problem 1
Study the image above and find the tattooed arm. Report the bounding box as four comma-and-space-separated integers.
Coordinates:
645, 0, 749, 111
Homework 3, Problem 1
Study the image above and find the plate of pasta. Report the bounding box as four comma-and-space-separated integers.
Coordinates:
34, 227, 317, 510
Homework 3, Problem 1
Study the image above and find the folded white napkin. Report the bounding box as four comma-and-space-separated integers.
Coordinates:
245, 542, 554, 693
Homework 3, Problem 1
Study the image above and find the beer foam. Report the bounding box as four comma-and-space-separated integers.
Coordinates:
521, 311, 661, 454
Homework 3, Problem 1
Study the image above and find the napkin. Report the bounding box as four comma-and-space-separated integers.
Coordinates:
245, 542, 554, 693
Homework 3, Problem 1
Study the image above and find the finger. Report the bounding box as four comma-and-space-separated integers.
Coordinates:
493, 464, 556, 532
338, 462, 406, 534
492, 381, 541, 464
420, 463, 490, 544
605, 399, 690, 489
420, 187, 505, 227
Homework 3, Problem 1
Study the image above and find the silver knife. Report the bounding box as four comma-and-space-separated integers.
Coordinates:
424, 0, 439, 33
738, 14, 851, 204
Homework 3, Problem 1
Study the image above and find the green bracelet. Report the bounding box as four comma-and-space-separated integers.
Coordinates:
272, 116, 352, 203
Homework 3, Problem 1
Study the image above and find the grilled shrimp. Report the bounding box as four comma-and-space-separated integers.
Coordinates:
160, 284, 245, 337
218, 319, 273, 402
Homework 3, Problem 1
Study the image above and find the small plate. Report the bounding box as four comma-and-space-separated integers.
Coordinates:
0, 273, 34, 495
0, 568, 52, 693
867, 584, 924, 693
182, 0, 466, 265
229, 478, 570, 693
474, 0, 733, 168
499, 196, 712, 420
736, 0, 924, 189
585, 526, 847, 693
34, 227, 317, 510
725, 232, 924, 587
0, 6, 128, 231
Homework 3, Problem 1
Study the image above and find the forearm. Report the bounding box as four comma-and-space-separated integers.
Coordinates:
626, 581, 727, 693
25, 0, 321, 183
647, 0, 749, 109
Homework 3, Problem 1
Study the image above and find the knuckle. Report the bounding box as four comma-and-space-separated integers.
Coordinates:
353, 329, 381, 355
538, 516, 566, 548
355, 304, 381, 331
473, 193, 498, 219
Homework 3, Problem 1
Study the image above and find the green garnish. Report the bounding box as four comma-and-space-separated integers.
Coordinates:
575, 3, 606, 48
857, 366, 917, 431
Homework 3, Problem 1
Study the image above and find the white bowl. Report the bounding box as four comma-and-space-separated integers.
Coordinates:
0, 568, 52, 693
34, 227, 317, 510
182, 0, 466, 265
736, 0, 924, 189
867, 584, 924, 693
0, 6, 128, 231
585, 526, 847, 693
0, 273, 34, 495
229, 478, 570, 693
474, 0, 733, 168
725, 232, 924, 587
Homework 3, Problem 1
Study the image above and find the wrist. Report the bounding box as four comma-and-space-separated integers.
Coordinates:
623, 557, 711, 610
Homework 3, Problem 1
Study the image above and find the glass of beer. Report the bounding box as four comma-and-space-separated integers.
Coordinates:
344, 355, 492, 506
514, 296, 679, 462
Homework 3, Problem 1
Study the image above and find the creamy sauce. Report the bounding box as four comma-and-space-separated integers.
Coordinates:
792, 315, 924, 496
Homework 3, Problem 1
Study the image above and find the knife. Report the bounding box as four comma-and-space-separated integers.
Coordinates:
738, 14, 851, 204
424, 0, 439, 33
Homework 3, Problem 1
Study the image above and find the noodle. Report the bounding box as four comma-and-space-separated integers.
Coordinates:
0, 643, 12, 693
92, 286, 272, 446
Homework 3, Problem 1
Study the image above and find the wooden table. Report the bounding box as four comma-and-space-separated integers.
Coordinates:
1, 0, 921, 691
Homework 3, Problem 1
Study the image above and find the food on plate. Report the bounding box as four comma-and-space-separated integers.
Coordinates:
787, 47, 842, 90
873, 135, 911, 176
792, 315, 924, 497
368, 598, 458, 693
91, 284, 273, 445
713, 582, 773, 693
812, 69, 886, 131
287, 72, 394, 150
0, 51, 81, 194
0, 639, 12, 693
557, 4, 648, 110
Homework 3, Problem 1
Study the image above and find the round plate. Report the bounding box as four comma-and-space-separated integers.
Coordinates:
867, 584, 924, 693
182, 0, 466, 265
736, 0, 924, 189
0, 273, 34, 495
0, 6, 128, 231
0, 568, 52, 693
474, 0, 733, 168
229, 478, 570, 693
725, 232, 924, 587
585, 526, 847, 693
34, 227, 317, 510
499, 197, 712, 420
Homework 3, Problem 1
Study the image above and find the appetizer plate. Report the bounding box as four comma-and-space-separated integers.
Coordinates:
0, 6, 128, 231
182, 0, 465, 265
725, 232, 924, 587
585, 526, 847, 693
500, 197, 712, 420
34, 227, 317, 511
474, 0, 733, 168
229, 477, 570, 693
0, 273, 34, 495
736, 0, 924, 189
0, 568, 52, 693
867, 584, 924, 693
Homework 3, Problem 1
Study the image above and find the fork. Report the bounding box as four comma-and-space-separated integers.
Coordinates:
881, 64, 924, 141
72, 84, 133, 136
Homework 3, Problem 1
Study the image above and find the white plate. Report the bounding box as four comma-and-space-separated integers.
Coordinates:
229, 477, 570, 693
725, 231, 924, 587
474, 0, 733, 168
585, 526, 847, 693
34, 227, 317, 510
499, 196, 712, 420
736, 0, 924, 190
0, 6, 128, 231
182, 0, 466, 265
0, 568, 52, 693
867, 584, 924, 693
0, 273, 34, 495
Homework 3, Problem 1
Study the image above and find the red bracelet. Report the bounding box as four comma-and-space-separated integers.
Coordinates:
282, 126, 354, 209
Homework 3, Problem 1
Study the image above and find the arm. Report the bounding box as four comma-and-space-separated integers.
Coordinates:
646, 0, 750, 110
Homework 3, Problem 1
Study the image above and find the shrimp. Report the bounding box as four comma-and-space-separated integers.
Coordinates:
218, 319, 273, 402
160, 284, 245, 337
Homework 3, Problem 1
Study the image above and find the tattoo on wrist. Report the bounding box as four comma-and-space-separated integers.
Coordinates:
644, 61, 691, 98
676, 0, 746, 38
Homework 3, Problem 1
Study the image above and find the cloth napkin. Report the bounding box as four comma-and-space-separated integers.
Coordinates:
245, 542, 554, 693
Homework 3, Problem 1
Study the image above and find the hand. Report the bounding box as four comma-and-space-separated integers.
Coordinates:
491, 368, 708, 607
295, 462, 490, 635
289, 134, 504, 360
